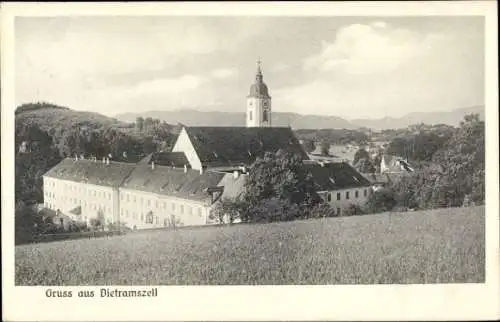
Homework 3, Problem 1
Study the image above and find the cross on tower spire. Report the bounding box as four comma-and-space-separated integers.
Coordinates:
255, 57, 263, 82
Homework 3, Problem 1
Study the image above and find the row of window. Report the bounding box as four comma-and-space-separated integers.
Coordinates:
119, 211, 161, 224
121, 194, 198, 214
45, 183, 112, 200
120, 206, 203, 219
326, 189, 370, 202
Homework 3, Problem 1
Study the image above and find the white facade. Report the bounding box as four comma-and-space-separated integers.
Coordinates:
319, 186, 372, 216
43, 176, 119, 226
118, 188, 214, 230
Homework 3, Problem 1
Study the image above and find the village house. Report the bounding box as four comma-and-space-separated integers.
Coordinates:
304, 161, 373, 215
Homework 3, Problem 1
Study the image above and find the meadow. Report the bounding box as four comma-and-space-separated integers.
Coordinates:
15, 206, 485, 285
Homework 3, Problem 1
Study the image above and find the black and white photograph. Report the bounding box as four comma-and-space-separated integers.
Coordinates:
2, 2, 499, 321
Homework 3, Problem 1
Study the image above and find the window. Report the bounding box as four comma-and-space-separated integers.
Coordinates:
263, 110, 268, 122
121, 194, 123, 201
140, 197, 143, 204
147, 199, 151, 207
346, 191, 350, 200
133, 196, 136, 202
337, 193, 341, 200
126, 210, 129, 218
127, 194, 130, 202
364, 189, 367, 197
163, 202, 167, 210
189, 206, 193, 215
249, 110, 253, 121
180, 205, 184, 214
172, 203, 176, 211
327, 193, 332, 202
141, 213, 144, 221
355, 190, 359, 198
145, 213, 153, 224
155, 201, 159, 208
156, 216, 159, 225
337, 208, 341, 216
108, 193, 111, 200
198, 208, 202, 217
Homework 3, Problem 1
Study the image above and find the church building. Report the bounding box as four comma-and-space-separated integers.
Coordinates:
43, 61, 371, 229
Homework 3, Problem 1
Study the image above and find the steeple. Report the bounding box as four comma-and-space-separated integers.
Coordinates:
246, 58, 272, 128
255, 59, 263, 83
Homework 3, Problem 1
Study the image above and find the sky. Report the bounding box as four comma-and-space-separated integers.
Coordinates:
15, 16, 484, 119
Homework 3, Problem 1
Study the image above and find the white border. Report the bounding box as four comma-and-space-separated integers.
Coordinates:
2, 2, 499, 321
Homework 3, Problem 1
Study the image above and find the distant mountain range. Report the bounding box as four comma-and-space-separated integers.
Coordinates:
115, 105, 484, 130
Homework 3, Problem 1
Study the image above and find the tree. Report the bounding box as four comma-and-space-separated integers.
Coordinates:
388, 114, 485, 210
320, 141, 330, 156
210, 198, 247, 224
353, 148, 370, 165
303, 140, 316, 153
243, 149, 320, 222
135, 117, 144, 131
354, 158, 376, 174
364, 188, 397, 214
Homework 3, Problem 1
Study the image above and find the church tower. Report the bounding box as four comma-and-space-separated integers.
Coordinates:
246, 60, 272, 127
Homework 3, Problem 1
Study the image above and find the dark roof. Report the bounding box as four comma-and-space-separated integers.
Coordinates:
138, 152, 190, 167
185, 126, 308, 167
121, 165, 225, 202
44, 158, 136, 187
304, 162, 372, 191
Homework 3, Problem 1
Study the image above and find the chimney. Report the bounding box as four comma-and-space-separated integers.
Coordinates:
106, 158, 110, 165
151, 161, 155, 170
184, 164, 188, 173
80, 154, 84, 160
233, 170, 240, 179
74, 154, 78, 161
102, 157, 106, 164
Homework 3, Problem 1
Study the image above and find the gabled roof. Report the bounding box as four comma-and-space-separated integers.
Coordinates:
121, 165, 225, 202
184, 126, 308, 167
304, 162, 372, 191
138, 152, 190, 168
44, 158, 136, 187
217, 172, 247, 200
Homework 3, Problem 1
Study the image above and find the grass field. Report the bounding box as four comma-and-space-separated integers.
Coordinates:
15, 206, 485, 285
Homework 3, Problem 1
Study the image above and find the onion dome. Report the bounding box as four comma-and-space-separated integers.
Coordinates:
248, 60, 271, 98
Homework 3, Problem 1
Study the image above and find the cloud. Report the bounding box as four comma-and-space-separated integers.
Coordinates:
210, 68, 238, 79
276, 23, 483, 118
303, 22, 442, 75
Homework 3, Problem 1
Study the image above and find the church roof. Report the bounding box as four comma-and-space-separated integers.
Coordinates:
121, 165, 225, 202
44, 158, 136, 187
304, 162, 372, 191
184, 126, 309, 167
138, 152, 190, 168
